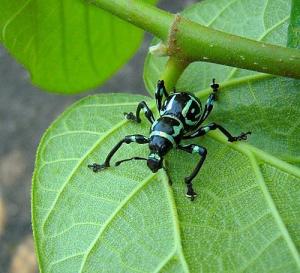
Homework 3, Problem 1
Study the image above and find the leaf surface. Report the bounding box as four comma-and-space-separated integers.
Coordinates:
32, 0, 300, 272
32, 94, 186, 272
32, 92, 300, 272
0, 0, 156, 93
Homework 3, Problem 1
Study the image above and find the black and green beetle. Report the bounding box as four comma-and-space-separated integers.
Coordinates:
88, 79, 251, 200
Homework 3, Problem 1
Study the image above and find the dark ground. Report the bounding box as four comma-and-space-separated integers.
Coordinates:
0, 1, 196, 272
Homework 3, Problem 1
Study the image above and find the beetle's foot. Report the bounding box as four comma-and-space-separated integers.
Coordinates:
211, 78, 219, 93
157, 79, 165, 89
88, 163, 107, 173
229, 131, 251, 142
186, 184, 197, 201
124, 112, 141, 123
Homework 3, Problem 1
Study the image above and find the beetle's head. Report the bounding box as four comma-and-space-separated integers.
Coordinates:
147, 135, 172, 173
147, 152, 163, 173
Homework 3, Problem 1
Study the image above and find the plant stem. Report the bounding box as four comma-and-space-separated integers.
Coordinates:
88, 0, 173, 40
160, 57, 188, 91
88, 0, 300, 79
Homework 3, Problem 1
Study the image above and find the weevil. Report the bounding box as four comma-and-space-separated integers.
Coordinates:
88, 79, 251, 200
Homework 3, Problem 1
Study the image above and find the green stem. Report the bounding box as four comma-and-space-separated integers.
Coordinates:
88, 0, 300, 79
88, 0, 173, 40
160, 57, 188, 91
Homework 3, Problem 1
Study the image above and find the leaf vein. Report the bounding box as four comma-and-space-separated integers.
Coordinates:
49, 252, 85, 269
1, 0, 32, 41
258, 15, 290, 41
162, 172, 191, 273
181, 212, 271, 234
84, 5, 99, 76
240, 236, 282, 272
248, 152, 300, 267
152, 249, 177, 273
47, 222, 102, 239
78, 172, 158, 272
41, 118, 129, 234
206, 0, 240, 27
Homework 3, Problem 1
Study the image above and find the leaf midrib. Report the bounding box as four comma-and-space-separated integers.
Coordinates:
38, 80, 300, 271
248, 152, 300, 268
78, 172, 158, 273
1, 0, 32, 41
208, 131, 300, 267
161, 171, 191, 273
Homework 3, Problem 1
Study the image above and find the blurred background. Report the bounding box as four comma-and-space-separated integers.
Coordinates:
0, 1, 196, 272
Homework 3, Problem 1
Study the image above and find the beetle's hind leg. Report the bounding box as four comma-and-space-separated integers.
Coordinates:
124, 101, 155, 124
155, 80, 169, 111
183, 123, 251, 142
177, 144, 207, 201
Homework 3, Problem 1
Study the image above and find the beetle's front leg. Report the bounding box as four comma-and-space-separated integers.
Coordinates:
199, 79, 219, 123
88, 134, 149, 172
177, 144, 207, 201
124, 101, 155, 124
155, 80, 169, 111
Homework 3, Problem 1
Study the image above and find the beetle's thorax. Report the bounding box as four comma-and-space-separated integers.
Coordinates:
147, 92, 203, 173
160, 92, 202, 131
150, 115, 184, 150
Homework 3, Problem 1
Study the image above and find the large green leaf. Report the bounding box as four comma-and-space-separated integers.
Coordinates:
0, 0, 156, 93
32, 0, 300, 272
32, 90, 300, 272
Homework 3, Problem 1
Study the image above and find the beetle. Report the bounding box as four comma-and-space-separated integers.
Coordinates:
88, 79, 251, 200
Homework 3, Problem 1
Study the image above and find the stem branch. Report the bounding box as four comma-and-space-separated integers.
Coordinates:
89, 0, 300, 79
160, 57, 188, 91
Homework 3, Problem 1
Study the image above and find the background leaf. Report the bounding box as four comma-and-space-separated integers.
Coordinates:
0, 0, 156, 93
32, 0, 300, 272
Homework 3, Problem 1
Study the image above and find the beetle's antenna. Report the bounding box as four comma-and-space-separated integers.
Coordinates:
115, 157, 147, 166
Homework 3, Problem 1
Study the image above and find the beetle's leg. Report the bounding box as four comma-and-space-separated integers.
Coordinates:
177, 144, 207, 201
155, 80, 169, 111
199, 79, 219, 123
115, 157, 147, 166
183, 122, 251, 142
124, 101, 155, 124
162, 159, 172, 185
88, 134, 149, 172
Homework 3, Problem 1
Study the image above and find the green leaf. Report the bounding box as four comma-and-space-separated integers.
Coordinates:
32, 0, 300, 272
0, 0, 156, 93
33, 88, 300, 272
